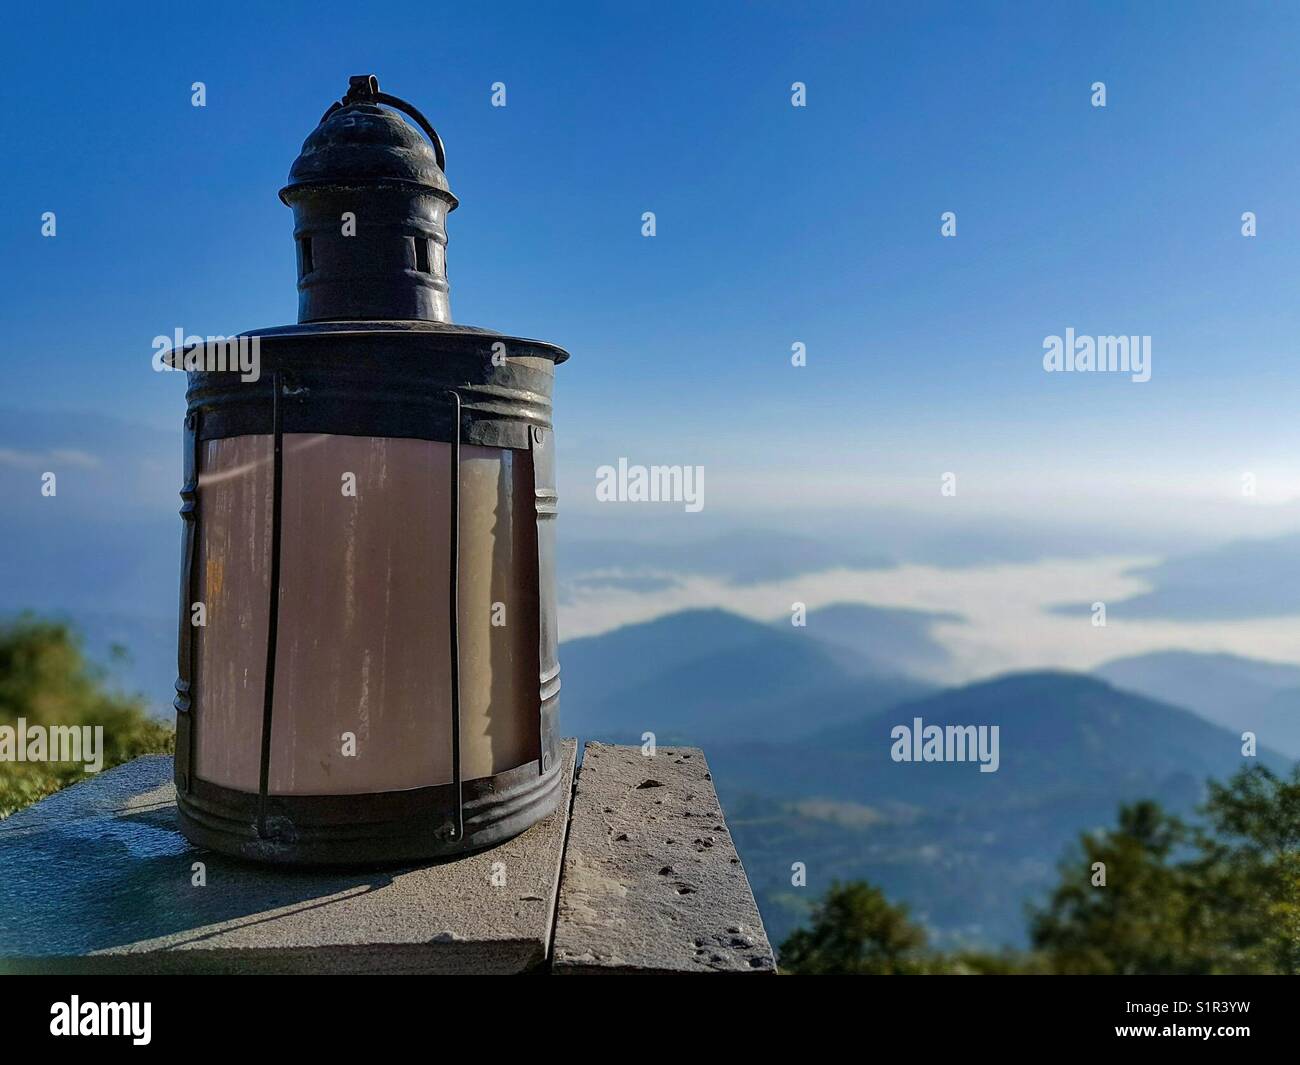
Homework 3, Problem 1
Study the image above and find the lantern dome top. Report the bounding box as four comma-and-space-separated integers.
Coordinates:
280, 75, 456, 207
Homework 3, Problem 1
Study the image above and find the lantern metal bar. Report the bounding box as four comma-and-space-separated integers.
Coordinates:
369, 91, 447, 175
531, 425, 560, 777
256, 372, 286, 837
173, 408, 201, 795
444, 388, 464, 842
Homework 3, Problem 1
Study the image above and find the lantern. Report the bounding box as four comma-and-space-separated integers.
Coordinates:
169, 76, 568, 863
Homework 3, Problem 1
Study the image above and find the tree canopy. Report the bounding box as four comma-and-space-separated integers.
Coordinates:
781, 765, 1300, 975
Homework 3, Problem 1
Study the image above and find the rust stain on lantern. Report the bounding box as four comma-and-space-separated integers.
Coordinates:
166, 75, 569, 863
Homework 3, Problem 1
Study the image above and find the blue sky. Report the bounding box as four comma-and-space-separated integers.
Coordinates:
6, 1, 1300, 698
3, 0, 1300, 536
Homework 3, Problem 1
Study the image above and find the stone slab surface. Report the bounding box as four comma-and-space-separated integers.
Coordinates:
0, 742, 575, 974
552, 742, 776, 974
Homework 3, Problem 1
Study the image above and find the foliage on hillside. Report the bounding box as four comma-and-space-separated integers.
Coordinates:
0, 615, 173, 818
781, 765, 1300, 974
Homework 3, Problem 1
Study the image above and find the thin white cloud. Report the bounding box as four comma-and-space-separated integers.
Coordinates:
559, 555, 1300, 684
0, 447, 100, 470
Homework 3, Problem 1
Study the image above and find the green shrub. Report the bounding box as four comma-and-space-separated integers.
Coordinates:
0, 614, 173, 818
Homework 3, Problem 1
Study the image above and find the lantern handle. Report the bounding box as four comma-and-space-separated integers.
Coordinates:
320, 75, 448, 174
443, 388, 464, 842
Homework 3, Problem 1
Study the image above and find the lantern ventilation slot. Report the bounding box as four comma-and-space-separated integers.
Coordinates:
298, 237, 314, 277
414, 237, 431, 274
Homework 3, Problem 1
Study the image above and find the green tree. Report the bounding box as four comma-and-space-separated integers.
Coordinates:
1032, 770, 1300, 974
1029, 800, 1211, 974
0, 614, 173, 818
1198, 764, 1300, 974
779, 881, 930, 974
778, 769, 1300, 975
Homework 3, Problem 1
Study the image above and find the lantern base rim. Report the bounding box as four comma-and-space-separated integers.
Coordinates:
175, 754, 565, 866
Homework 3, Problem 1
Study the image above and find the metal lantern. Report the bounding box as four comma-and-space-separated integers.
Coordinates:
169, 76, 568, 863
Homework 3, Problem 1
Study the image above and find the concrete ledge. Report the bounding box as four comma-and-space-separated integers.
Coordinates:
0, 743, 576, 975
552, 742, 776, 974
0, 739, 775, 974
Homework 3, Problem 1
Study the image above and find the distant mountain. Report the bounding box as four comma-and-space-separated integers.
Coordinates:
1052, 533, 1300, 621
560, 608, 931, 744
779, 602, 960, 682
703, 672, 1290, 949
714, 671, 1284, 806
1096, 651, 1300, 758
